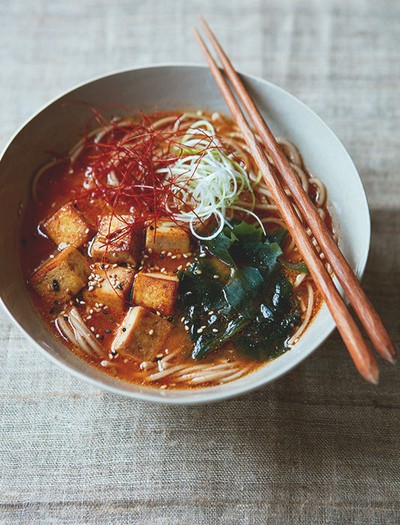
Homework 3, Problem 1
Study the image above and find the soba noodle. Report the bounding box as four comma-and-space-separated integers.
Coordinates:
22, 110, 333, 389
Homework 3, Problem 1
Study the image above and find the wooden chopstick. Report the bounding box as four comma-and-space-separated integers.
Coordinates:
199, 17, 396, 366
194, 27, 380, 384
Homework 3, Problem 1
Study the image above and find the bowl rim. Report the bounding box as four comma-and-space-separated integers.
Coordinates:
0, 63, 371, 404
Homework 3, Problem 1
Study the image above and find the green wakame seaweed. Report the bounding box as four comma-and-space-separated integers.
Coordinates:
179, 221, 301, 361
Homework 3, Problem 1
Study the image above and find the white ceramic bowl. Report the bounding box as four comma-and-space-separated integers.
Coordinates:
0, 65, 370, 404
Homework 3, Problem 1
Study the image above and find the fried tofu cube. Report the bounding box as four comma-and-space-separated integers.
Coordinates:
82, 263, 135, 312
30, 246, 89, 302
43, 203, 93, 248
111, 306, 172, 360
145, 221, 190, 254
90, 215, 142, 266
132, 272, 179, 317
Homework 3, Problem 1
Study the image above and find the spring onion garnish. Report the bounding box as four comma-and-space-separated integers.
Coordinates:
158, 119, 261, 240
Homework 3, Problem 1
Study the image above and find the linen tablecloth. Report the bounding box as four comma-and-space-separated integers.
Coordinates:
0, 1, 399, 523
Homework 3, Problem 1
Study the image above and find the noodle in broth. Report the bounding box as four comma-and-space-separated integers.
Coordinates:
21, 110, 334, 389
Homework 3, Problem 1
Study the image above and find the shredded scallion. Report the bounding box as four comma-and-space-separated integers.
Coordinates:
159, 120, 260, 240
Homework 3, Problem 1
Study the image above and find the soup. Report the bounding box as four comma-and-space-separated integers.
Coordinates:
20, 110, 333, 389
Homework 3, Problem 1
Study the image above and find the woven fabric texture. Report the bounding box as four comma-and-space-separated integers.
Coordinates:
0, 1, 399, 523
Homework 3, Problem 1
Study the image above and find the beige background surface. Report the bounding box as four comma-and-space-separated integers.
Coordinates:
0, 1, 399, 523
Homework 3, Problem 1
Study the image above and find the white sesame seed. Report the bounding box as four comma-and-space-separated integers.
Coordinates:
171, 255, 177, 260
184, 325, 189, 331
212, 328, 218, 333
181, 316, 185, 322
213, 274, 219, 279
177, 265, 183, 271
167, 252, 172, 257
90, 327, 95, 332
148, 329, 155, 336
208, 310, 214, 315
197, 327, 204, 334
199, 253, 206, 258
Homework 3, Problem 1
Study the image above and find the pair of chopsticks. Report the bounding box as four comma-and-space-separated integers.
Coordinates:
194, 18, 396, 383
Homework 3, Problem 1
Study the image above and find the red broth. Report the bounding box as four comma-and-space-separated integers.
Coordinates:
21, 111, 331, 389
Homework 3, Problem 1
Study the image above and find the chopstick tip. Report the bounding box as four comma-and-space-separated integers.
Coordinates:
366, 368, 379, 385
377, 340, 397, 365
385, 351, 397, 365
198, 14, 207, 27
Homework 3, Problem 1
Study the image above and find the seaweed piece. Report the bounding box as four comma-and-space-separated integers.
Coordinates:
180, 221, 300, 361
281, 259, 309, 274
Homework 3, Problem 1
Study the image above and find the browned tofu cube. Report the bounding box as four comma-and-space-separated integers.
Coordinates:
132, 272, 179, 316
43, 203, 93, 248
82, 263, 135, 312
30, 246, 89, 303
145, 220, 190, 254
90, 215, 142, 266
111, 306, 172, 360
